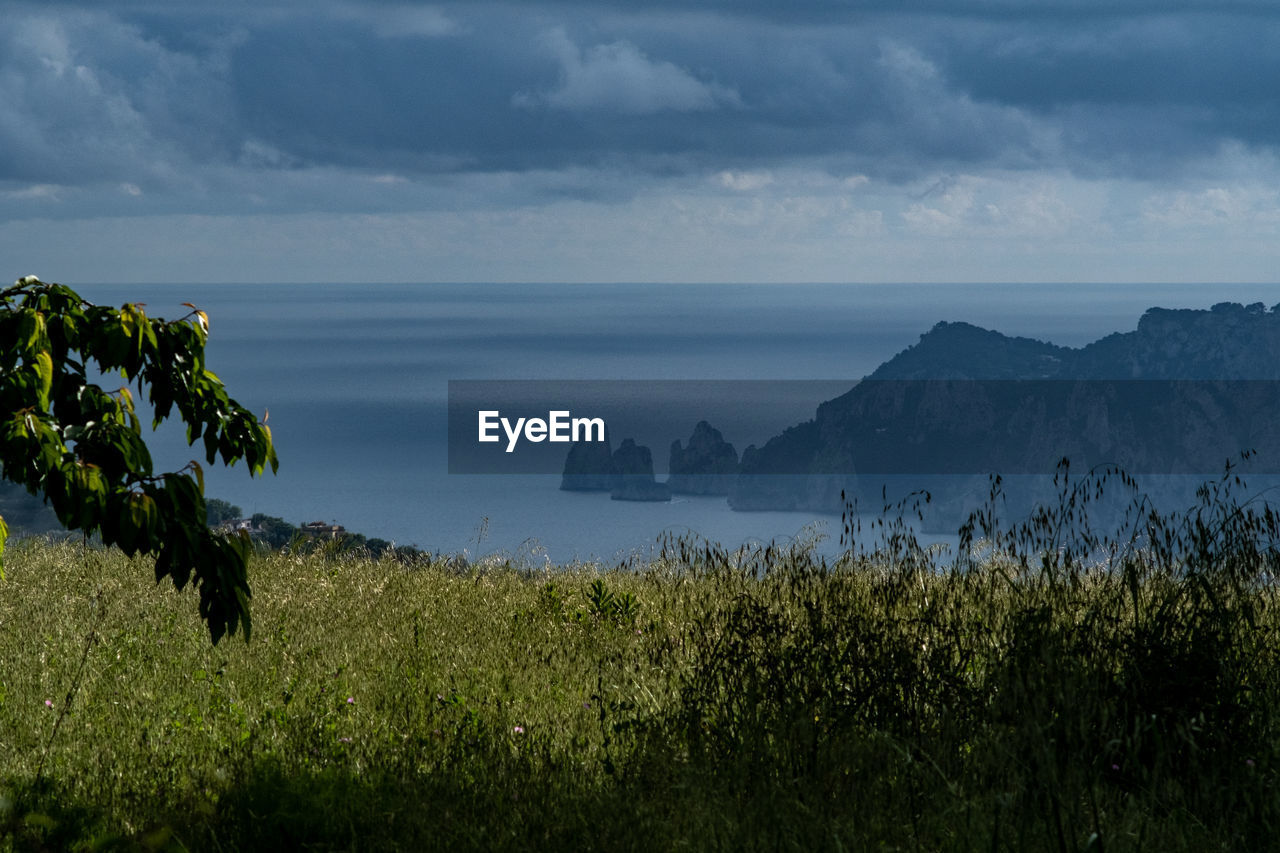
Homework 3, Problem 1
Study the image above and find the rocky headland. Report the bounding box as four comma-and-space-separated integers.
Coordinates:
729, 302, 1280, 524
561, 302, 1280, 528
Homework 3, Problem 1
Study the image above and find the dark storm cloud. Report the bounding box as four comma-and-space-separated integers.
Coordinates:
931, 13, 1280, 173
224, 12, 1044, 176
0, 11, 239, 186
21, 0, 1280, 17
3, 0, 1280, 214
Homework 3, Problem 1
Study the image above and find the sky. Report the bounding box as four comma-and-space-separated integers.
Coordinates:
2, 0, 1280, 283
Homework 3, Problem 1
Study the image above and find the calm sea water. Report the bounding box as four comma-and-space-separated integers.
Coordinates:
74, 282, 1280, 562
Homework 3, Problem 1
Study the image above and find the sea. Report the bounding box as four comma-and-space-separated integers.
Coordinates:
73, 282, 1280, 564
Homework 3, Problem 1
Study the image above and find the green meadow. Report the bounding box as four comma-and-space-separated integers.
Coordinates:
3, 473, 1280, 851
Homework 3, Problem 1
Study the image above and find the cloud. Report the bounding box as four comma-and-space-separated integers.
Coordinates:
1142, 186, 1280, 231
514, 28, 740, 114
866, 40, 1050, 168
900, 172, 1098, 239
0, 11, 238, 188
927, 12, 1280, 176
717, 170, 773, 191
3, 0, 1280, 283
330, 3, 460, 38
5, 164, 1279, 284
902, 177, 980, 236
1, 183, 62, 200
9, 2, 1278, 194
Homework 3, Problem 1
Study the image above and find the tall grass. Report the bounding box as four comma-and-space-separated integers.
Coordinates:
3, 462, 1280, 850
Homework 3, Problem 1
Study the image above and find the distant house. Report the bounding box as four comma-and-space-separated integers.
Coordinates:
301, 520, 346, 539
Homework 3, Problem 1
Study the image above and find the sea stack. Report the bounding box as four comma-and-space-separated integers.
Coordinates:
560, 428, 616, 491
610, 439, 671, 502
667, 420, 739, 495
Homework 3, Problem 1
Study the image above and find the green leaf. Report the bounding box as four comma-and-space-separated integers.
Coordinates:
18, 309, 45, 355
33, 350, 52, 409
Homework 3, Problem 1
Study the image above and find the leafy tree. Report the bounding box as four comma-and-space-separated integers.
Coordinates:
206, 497, 243, 526
249, 513, 297, 550
0, 275, 277, 642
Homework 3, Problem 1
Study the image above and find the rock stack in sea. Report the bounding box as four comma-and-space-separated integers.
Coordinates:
560, 433, 672, 501
667, 421, 739, 495
560, 428, 617, 491
610, 439, 671, 502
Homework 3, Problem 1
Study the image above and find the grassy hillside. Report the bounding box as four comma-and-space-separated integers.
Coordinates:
2, 475, 1280, 850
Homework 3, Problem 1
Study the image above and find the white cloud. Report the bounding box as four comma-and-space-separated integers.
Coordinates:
1142, 186, 1280, 229
330, 3, 459, 38
0, 11, 236, 189
872, 39, 1053, 171
239, 140, 297, 169
2, 184, 63, 201
717, 170, 774, 191
900, 174, 1089, 238
515, 28, 740, 115
902, 176, 979, 236
877, 40, 942, 88
837, 209, 885, 237
980, 182, 1078, 236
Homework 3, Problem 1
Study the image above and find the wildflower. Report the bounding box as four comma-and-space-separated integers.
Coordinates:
1247, 759, 1257, 767
339, 737, 352, 743
1111, 764, 1120, 771
44, 700, 53, 708
513, 726, 525, 734
346, 697, 355, 704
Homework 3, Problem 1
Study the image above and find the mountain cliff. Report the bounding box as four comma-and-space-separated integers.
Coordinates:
865, 302, 1280, 382
729, 303, 1280, 521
